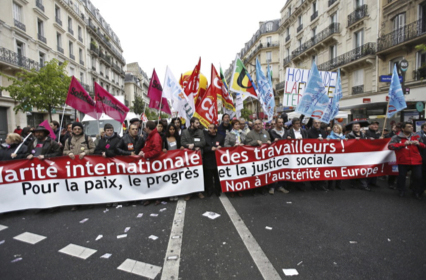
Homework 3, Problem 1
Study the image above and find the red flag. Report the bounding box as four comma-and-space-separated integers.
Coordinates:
141, 113, 148, 122
39, 120, 57, 140
184, 58, 201, 110
147, 69, 163, 110
94, 82, 129, 123
194, 64, 218, 127
161, 97, 171, 115
65, 76, 98, 119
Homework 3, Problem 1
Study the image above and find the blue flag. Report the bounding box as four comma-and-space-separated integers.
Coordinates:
255, 58, 275, 121
266, 62, 273, 88
320, 69, 342, 123
387, 64, 406, 118
295, 61, 330, 120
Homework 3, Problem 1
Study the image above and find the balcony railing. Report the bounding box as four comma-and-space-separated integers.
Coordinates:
78, 35, 83, 43
100, 71, 104, 76
90, 43, 99, 54
276, 81, 285, 91
311, 11, 318, 21
55, 17, 62, 26
92, 66, 96, 71
297, 24, 303, 33
70, 54, 75, 60
80, 60, 84, 66
283, 56, 292, 65
413, 67, 426, 80
36, 0, 45, 12
37, 33, 46, 44
285, 35, 290, 42
348, 4, 368, 27
68, 27, 74, 35
57, 46, 64, 54
292, 23, 340, 57
14, 19, 26, 31
112, 63, 121, 73
318, 42, 376, 71
328, 0, 338, 6
352, 85, 364, 95
99, 52, 111, 64
0, 47, 40, 71
377, 19, 426, 52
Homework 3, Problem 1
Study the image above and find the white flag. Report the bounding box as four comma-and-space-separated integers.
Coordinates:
163, 67, 194, 124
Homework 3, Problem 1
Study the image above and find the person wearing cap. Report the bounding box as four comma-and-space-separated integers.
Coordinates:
27, 126, 62, 160
63, 122, 95, 159
366, 121, 383, 140
308, 119, 328, 191
94, 123, 121, 158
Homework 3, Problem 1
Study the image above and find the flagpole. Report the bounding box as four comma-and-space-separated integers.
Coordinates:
58, 104, 67, 143
382, 102, 390, 137
94, 82, 102, 136
14, 132, 32, 154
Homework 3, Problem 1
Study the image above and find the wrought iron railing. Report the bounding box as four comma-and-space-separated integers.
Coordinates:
92, 66, 96, 71
297, 24, 303, 33
68, 27, 74, 35
377, 19, 426, 52
318, 42, 376, 71
285, 35, 290, 42
80, 60, 84, 66
78, 35, 83, 43
292, 23, 340, 57
90, 43, 99, 54
329, 0, 338, 7
70, 54, 75, 60
38, 34, 46, 44
283, 56, 292, 66
106, 75, 109, 79
100, 71, 104, 76
14, 19, 26, 31
55, 17, 62, 26
352, 85, 364, 95
348, 4, 368, 26
57, 46, 64, 54
100, 52, 111, 64
311, 11, 318, 21
0, 47, 40, 71
36, 0, 45, 12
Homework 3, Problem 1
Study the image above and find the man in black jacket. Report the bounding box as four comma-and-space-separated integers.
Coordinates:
116, 124, 145, 156
94, 123, 121, 157
285, 118, 308, 139
217, 114, 232, 137
365, 121, 383, 140
203, 124, 224, 197
27, 126, 62, 160
308, 119, 328, 191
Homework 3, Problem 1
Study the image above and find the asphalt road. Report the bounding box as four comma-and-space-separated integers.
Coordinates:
1, 177, 425, 280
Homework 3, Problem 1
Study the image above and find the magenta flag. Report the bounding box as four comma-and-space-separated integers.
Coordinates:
65, 76, 98, 119
39, 120, 57, 140
148, 69, 163, 110
94, 82, 129, 123
161, 97, 171, 115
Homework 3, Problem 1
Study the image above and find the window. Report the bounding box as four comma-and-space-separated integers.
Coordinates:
352, 69, 364, 94
354, 29, 364, 48
68, 17, 73, 32
57, 32, 62, 47
80, 72, 84, 84
330, 45, 337, 60
331, 13, 337, 24
355, 0, 364, 8
79, 48, 83, 61
298, 16, 302, 26
55, 5, 60, 20
70, 67, 74, 77
288, 7, 291, 17
78, 26, 82, 40
266, 36, 272, 46
390, 57, 403, 73
16, 40, 24, 59
266, 52, 272, 63
39, 52, 45, 66
286, 48, 290, 57
69, 41, 73, 56
417, 52, 426, 69
13, 2, 22, 21
312, 27, 317, 38
265, 22, 273, 31
393, 13, 405, 44
92, 57, 96, 68
298, 39, 302, 48
313, 1, 317, 12
37, 19, 44, 36
286, 27, 290, 37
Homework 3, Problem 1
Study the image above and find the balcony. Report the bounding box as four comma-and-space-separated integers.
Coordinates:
78, 35, 83, 43
112, 63, 121, 73
276, 81, 285, 91
57, 46, 64, 54
37, 33, 46, 44
80, 60, 84, 66
283, 56, 292, 66
92, 66, 96, 71
297, 24, 303, 33
90, 43, 99, 56
292, 23, 340, 58
311, 11, 318, 21
100, 71, 104, 76
55, 17, 62, 26
285, 35, 290, 42
70, 54, 75, 60
36, 0, 45, 12
99, 52, 111, 65
348, 5, 368, 27
352, 85, 364, 95
413, 67, 426, 81
14, 19, 26, 31
68, 27, 74, 35
377, 19, 426, 54
328, 0, 338, 7
318, 42, 376, 71
0, 47, 40, 71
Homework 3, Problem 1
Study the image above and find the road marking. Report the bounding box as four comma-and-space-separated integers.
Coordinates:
13, 232, 46, 245
118, 259, 162, 279
58, 244, 97, 259
0, 224, 8, 231
160, 199, 186, 280
219, 195, 281, 280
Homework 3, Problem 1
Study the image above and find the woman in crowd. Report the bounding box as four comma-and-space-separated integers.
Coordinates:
326, 124, 345, 190
163, 124, 182, 201
224, 119, 246, 197
171, 117, 183, 135
0, 133, 28, 161
94, 129, 105, 147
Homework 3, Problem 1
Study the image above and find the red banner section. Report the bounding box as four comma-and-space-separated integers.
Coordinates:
215, 139, 398, 192
0, 150, 203, 213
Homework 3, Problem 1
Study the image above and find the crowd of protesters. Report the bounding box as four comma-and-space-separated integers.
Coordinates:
1, 112, 425, 209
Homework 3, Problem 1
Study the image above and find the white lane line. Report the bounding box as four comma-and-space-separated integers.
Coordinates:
0, 224, 8, 231
219, 195, 281, 280
13, 232, 46, 245
58, 244, 97, 260
160, 199, 186, 280
118, 258, 162, 279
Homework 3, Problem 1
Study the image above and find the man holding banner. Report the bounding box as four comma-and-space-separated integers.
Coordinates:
27, 126, 62, 160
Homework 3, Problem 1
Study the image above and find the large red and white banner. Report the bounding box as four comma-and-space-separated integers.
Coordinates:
0, 150, 203, 213
215, 139, 398, 192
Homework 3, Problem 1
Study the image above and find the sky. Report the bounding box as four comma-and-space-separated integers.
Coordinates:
91, 0, 285, 84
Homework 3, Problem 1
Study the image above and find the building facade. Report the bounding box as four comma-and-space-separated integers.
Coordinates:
0, 0, 126, 138
125, 62, 149, 109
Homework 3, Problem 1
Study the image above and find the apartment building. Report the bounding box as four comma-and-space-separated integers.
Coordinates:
0, 0, 126, 138
126, 62, 150, 108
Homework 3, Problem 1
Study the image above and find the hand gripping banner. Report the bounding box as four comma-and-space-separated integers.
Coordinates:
215, 139, 397, 193
0, 150, 203, 213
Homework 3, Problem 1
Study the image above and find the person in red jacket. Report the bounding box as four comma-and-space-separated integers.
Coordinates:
140, 120, 162, 159
388, 122, 425, 199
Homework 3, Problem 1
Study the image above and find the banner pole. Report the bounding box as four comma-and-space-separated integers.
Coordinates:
58, 104, 67, 143
382, 102, 390, 137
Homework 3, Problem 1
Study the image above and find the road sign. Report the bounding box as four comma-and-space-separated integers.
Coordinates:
379, 75, 403, 83
399, 59, 409, 72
